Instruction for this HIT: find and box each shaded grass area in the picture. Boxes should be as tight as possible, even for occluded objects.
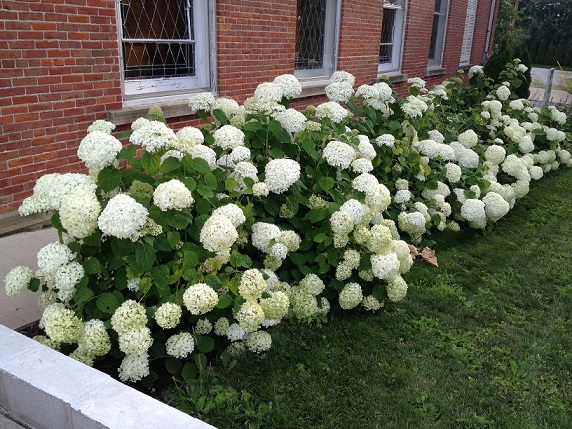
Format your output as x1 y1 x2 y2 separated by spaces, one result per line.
177 168 572 428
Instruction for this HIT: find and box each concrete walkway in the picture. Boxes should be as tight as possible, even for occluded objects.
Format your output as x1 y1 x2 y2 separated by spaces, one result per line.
0 227 58 329
529 66 572 105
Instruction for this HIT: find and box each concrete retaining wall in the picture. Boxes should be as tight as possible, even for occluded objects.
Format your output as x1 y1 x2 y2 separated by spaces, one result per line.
0 324 216 429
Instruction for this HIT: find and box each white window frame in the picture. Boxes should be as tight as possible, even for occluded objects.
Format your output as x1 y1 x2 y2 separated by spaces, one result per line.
428 0 450 68
294 0 341 81
378 0 407 73
116 0 216 107
459 0 478 65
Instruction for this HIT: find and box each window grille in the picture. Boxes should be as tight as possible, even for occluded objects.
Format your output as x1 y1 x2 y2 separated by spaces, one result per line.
295 0 327 70
380 8 396 64
294 0 338 79
428 0 449 66
379 0 406 73
121 0 196 80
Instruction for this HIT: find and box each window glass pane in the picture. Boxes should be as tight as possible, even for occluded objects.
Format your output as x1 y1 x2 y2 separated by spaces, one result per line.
434 0 442 13
121 0 195 79
295 0 327 70
428 14 440 60
380 9 396 64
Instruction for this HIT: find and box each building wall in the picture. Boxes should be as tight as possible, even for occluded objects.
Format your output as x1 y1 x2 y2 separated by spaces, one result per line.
0 0 500 214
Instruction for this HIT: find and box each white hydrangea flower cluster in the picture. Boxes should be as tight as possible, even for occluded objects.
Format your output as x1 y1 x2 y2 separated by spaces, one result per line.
77 319 112 358
264 159 301 193
166 332 194 358
273 74 302 98
189 92 216 112
238 269 267 300
194 318 212 335
189 144 217 169
118 352 149 382
496 85 511 101
482 191 510 222
273 108 307 134
212 203 246 227
325 72 355 103
407 77 426 89
414 139 456 160
236 300 266 333
154 302 182 329
397 211 426 243
245 330 272 353
4 265 34 296
315 101 350 123
229 161 259 192
153 179 194 211
401 96 428 118
173 126 204 151
183 283 219 315
37 242 75 275
226 323 246 342
254 82 284 111
355 81 395 112
213 125 245 150
449 142 480 169
42 303 84 344
289 274 328 320
468 65 484 79
78 131 122 174
111 300 148 334
19 173 96 216
338 282 363 310
352 172 379 193
98 194 148 240
129 120 176 153
458 129 478 148
200 212 239 256
54 261 85 302
548 106 567 125
375 134 395 148
118 327 153 355
322 140 356 169
87 119 116 134
59 188 101 239
508 99 525 111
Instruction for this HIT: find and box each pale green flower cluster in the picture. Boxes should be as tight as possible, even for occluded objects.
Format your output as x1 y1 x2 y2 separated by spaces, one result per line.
4 265 33 296
166 332 195 358
154 302 182 329
183 283 219 315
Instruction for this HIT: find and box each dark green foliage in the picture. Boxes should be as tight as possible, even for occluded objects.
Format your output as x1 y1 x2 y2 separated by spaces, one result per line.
514 44 531 98
484 43 513 84
565 45 572 68
534 39 547 64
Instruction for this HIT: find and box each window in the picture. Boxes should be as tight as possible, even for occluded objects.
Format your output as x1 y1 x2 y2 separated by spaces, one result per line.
379 0 407 73
294 0 340 80
459 0 478 65
118 0 213 104
428 0 449 67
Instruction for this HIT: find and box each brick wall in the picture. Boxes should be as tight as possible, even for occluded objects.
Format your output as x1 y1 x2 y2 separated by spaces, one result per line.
337 0 384 86
0 0 499 214
0 0 123 214
217 0 297 102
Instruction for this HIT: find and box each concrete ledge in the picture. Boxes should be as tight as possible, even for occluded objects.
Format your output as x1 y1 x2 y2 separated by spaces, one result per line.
0 211 52 238
425 67 447 78
0 325 216 429
108 101 195 126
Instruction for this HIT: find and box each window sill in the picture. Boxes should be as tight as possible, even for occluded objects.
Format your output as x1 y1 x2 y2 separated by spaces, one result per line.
294 78 329 99
458 63 473 71
377 71 408 84
108 100 195 126
425 67 447 77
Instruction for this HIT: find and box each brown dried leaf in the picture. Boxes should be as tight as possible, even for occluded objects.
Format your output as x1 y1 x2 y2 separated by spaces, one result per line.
421 247 438 267
408 244 419 259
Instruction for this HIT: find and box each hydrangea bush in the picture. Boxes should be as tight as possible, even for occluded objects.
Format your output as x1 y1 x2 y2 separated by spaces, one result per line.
5 59 570 384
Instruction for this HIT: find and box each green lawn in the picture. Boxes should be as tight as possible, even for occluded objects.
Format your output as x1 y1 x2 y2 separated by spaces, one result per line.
171 167 572 429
